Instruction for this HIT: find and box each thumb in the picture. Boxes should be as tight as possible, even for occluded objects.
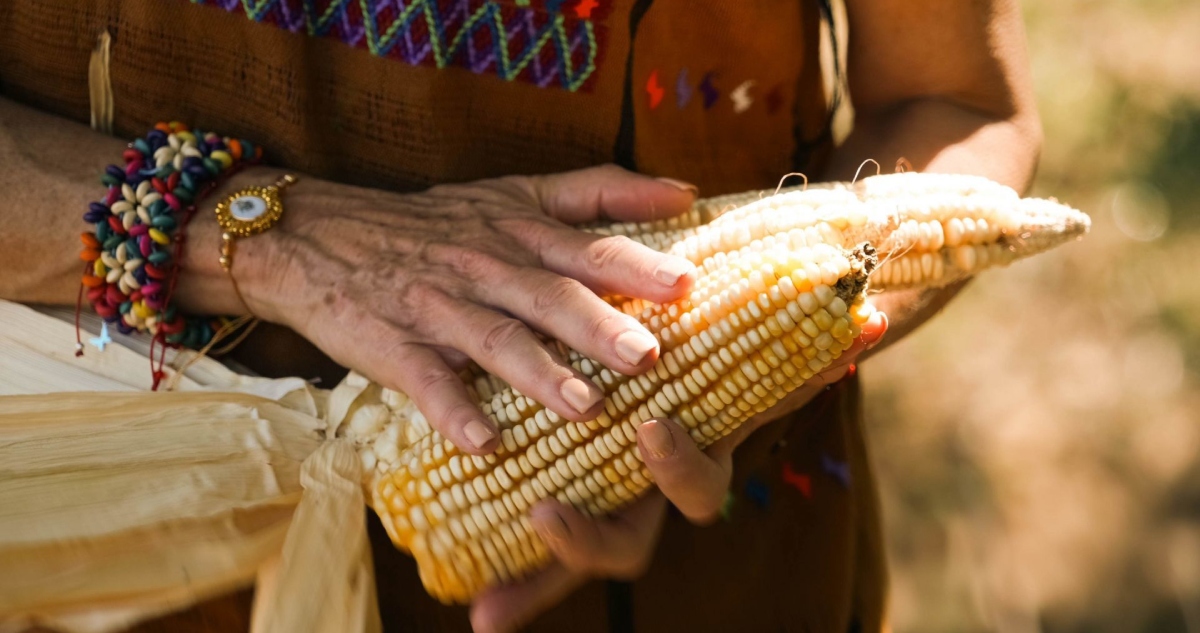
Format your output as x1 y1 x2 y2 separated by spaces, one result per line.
535 164 698 225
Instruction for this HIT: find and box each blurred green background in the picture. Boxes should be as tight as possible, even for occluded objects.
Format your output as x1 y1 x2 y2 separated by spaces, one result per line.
863 1 1200 631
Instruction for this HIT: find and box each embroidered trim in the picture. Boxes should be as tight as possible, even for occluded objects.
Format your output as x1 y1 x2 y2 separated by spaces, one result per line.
644 69 663 109
188 0 610 91
730 79 754 114
698 71 718 110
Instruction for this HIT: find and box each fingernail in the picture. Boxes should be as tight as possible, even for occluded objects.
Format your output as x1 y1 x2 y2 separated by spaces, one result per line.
615 330 658 366
464 420 496 449
655 177 699 195
640 419 676 460
653 258 694 287
531 508 570 544
864 312 888 347
561 377 601 414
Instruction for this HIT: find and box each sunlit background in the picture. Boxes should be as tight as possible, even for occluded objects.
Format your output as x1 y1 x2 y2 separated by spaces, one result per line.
864 1 1200 631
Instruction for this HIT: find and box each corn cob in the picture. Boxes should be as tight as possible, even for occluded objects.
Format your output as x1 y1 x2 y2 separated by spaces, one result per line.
592 172 1090 293
330 172 1090 604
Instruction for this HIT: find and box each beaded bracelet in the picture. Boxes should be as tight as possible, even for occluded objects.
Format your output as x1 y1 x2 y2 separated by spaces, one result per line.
77 122 263 365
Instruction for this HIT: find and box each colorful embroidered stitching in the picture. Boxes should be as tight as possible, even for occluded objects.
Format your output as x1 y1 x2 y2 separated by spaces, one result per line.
698 71 719 110
675 68 692 108
645 69 664 109
187 0 609 92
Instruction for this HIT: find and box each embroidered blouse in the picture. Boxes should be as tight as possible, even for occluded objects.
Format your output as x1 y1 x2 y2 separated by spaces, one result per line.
0 2 885 631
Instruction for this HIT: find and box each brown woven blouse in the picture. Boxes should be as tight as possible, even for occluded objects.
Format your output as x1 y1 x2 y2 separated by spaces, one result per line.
0 0 885 630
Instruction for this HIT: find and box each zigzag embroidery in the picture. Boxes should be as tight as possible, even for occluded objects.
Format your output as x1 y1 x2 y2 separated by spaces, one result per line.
187 0 609 92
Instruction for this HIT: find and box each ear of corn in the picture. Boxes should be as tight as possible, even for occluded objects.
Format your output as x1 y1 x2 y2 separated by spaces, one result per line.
592 172 1091 293
329 172 1090 604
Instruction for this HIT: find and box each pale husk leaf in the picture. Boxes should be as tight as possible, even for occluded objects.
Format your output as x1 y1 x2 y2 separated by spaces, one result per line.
0 391 325 632
249 439 381 633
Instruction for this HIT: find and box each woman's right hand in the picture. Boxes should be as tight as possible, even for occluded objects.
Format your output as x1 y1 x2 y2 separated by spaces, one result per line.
181 165 698 454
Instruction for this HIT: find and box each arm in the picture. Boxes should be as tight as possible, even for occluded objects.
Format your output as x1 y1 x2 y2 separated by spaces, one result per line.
0 98 129 304
826 0 1042 356
828 0 1041 188
0 97 271 315
0 95 700 454
477 2 1045 630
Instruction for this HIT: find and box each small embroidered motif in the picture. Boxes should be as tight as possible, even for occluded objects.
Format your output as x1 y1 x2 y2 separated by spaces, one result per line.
89 321 113 352
744 476 770 509
676 68 693 109
730 80 755 114
574 0 598 18
820 453 852 489
781 462 812 498
187 0 611 92
646 70 665 109
719 490 736 521
699 72 719 110
766 83 785 115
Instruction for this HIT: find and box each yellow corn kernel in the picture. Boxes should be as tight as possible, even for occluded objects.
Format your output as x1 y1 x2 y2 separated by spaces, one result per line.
336 171 1090 605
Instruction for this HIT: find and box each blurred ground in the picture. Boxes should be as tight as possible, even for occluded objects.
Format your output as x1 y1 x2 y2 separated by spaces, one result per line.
864 2 1200 631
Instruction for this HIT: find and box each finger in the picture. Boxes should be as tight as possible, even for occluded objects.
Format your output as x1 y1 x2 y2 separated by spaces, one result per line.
468 565 585 633
530 229 697 302
313 307 499 454
858 306 888 348
535 164 697 224
475 264 663 375
636 418 731 525
429 344 471 372
528 494 667 579
357 335 500 455
427 297 608 424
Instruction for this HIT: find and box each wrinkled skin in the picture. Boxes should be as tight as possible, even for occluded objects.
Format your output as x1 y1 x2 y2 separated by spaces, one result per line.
196 165 699 454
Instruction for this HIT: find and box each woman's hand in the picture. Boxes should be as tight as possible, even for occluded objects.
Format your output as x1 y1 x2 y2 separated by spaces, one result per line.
181 165 698 454
468 312 888 633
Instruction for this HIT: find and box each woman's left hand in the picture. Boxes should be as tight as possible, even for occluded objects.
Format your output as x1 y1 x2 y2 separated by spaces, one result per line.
468 311 887 633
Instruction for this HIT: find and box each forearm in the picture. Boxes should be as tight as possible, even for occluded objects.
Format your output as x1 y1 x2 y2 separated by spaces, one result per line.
0 97 128 303
820 99 1042 358
0 95 284 315
824 98 1041 192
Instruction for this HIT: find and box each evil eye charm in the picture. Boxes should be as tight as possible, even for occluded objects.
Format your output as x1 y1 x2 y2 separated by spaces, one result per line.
214 176 295 237
229 194 268 222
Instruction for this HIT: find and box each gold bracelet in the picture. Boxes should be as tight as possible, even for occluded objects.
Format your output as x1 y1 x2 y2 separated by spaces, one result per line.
214 174 297 314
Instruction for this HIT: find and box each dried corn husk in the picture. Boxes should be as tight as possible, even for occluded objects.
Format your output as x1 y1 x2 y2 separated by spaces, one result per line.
0 391 322 632
0 300 376 633
1 302 324 418
249 440 381 633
